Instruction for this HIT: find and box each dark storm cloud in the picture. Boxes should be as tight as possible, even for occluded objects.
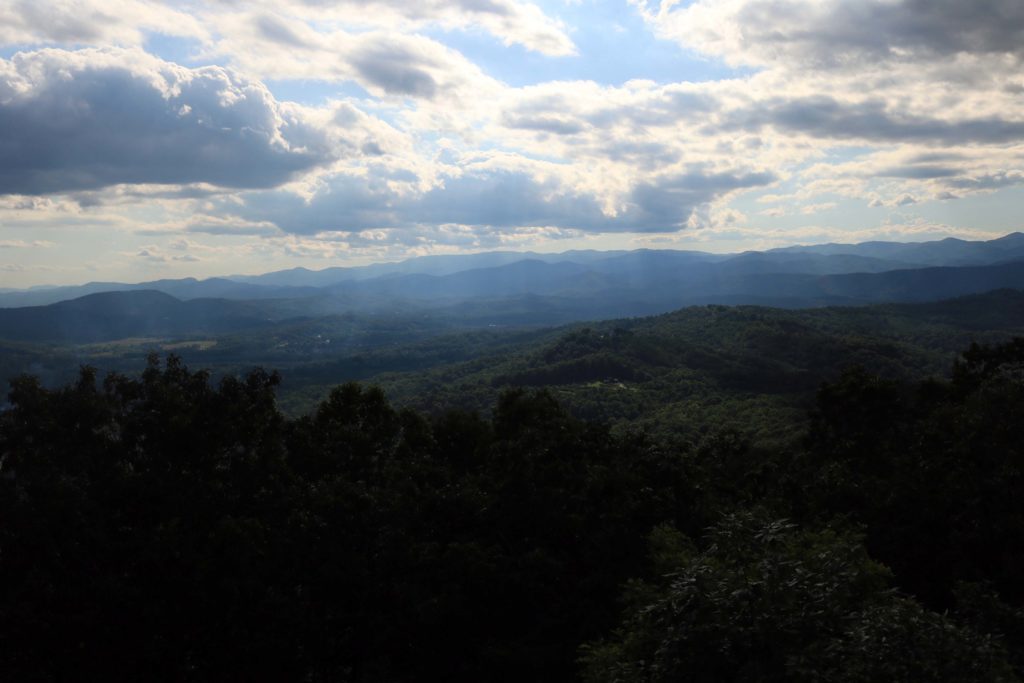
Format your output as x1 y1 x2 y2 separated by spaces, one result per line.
0 50 334 195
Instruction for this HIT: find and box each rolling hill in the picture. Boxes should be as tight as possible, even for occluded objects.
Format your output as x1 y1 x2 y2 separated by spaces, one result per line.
0 290 282 343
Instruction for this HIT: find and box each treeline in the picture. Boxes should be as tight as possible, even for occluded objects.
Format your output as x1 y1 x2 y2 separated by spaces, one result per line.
2 344 1024 681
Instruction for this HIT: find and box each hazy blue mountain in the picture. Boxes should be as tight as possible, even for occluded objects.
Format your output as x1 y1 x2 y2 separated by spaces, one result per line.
309 251 911 307
328 259 612 301
228 249 639 287
769 232 1024 266
4 233 1024 316
231 234 1021 294
810 260 1024 302
131 278 320 301
284 260 1024 329
0 290 284 343
310 252 1022 314
716 251 916 275
0 281 139 307
0 277 321 308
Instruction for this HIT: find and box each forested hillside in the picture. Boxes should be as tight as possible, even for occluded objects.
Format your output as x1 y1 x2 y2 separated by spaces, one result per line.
3 342 1023 681
284 289 1024 444
6 289 1024 449
4 289 1024 681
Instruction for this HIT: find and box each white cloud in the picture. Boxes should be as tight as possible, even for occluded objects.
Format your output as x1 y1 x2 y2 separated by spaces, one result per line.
208 16 503 108
0 48 403 195
0 239 55 248
220 0 577 57
631 0 1024 69
1 0 1022 282
0 0 207 47
0 0 574 57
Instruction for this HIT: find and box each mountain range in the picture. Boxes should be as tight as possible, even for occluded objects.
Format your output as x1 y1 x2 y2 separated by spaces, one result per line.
3 233 1024 344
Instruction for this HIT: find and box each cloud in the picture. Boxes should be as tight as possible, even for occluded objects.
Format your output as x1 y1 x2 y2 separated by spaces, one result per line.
623 1 1024 185
634 0 1024 69
0 0 574 57
0 48 385 195
208 18 502 107
0 239 54 248
946 171 1024 191
878 165 961 180
223 160 777 237
0 240 54 250
2 0 1021 274
501 112 586 136
0 0 207 47
797 146 1024 206
723 95 1024 145
134 242 205 263
800 202 837 215
252 0 576 57
358 0 574 56
622 169 777 231
185 217 284 237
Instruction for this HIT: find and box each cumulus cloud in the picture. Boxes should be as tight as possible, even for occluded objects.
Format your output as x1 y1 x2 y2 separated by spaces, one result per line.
206 16 503 110
722 95 1024 145
0 0 574 57
618 0 1024 213
798 146 1024 204
633 0 1024 69
235 0 576 57
221 159 777 238
2 0 1022 278
946 170 1024 191
0 48 372 195
0 0 207 47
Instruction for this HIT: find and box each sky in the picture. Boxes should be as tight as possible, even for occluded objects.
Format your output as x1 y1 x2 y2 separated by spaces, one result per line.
0 0 1023 287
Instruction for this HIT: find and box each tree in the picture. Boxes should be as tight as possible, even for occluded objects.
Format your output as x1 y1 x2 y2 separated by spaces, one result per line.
581 512 1017 683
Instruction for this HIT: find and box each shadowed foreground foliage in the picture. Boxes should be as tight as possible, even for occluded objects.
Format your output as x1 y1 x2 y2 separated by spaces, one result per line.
2 343 1023 681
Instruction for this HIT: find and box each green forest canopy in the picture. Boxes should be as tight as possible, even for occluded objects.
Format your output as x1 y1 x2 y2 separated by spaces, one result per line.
3 338 1024 681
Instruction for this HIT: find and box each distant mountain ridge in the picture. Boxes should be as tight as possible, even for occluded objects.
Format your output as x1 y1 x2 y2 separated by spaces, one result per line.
2 234 1024 338
4 260 1024 345
2 232 1021 309
768 232 1024 266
